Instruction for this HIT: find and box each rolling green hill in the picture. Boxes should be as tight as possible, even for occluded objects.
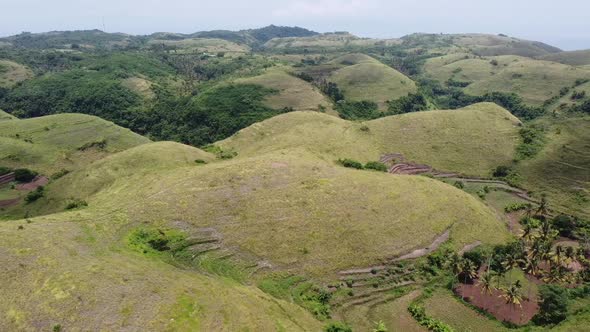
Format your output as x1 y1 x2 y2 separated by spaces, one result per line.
0 109 16 121
424 54 590 106
539 49 590 66
220 102 521 177
0 113 149 174
237 67 335 113
0 59 33 87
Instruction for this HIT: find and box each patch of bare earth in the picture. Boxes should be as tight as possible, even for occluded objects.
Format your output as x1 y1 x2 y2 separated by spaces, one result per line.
16 176 49 191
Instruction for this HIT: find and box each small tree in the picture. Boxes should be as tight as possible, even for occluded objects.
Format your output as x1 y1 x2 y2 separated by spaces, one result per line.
533 285 569 325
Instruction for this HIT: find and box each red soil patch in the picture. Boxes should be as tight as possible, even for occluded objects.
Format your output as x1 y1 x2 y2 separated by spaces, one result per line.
455 282 539 325
0 172 15 185
16 176 48 190
0 198 20 208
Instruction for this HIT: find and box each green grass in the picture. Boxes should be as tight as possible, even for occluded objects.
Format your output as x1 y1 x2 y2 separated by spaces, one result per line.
33 146 509 278
220 102 521 177
0 113 150 175
547 81 590 113
0 109 17 121
423 289 509 332
237 67 335 113
539 49 590 66
147 37 250 55
514 115 590 218
329 54 417 109
424 54 590 106
0 213 322 331
0 59 33 87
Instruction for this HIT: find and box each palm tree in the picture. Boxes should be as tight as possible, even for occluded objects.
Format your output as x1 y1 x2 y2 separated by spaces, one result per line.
461 259 478 284
502 254 523 281
552 245 565 267
478 272 495 295
543 266 567 284
524 203 534 218
536 195 549 217
501 281 523 310
564 246 575 265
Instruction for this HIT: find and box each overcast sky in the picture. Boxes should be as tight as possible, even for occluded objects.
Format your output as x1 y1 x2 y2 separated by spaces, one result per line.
1 0 589 50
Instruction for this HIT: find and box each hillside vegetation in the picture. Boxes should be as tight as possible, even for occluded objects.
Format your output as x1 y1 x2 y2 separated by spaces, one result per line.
220 103 521 177
0 59 33 87
539 49 590 66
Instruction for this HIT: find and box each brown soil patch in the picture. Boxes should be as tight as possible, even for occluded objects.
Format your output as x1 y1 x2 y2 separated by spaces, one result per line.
16 176 48 191
506 211 524 235
0 198 19 208
455 283 539 325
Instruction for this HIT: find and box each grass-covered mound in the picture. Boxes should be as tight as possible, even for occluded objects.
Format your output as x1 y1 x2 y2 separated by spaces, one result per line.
328 54 417 109
0 59 33 87
0 109 16 121
237 68 334 113
424 54 590 106
0 213 322 331
220 102 521 177
0 113 149 174
33 148 509 278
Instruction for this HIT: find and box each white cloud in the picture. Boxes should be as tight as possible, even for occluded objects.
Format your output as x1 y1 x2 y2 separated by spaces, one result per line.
272 0 379 18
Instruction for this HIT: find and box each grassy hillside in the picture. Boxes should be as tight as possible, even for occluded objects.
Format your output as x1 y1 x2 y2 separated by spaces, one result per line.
220 103 521 177
424 55 590 106
28 147 509 279
264 32 400 51
514 116 590 218
146 38 250 55
327 54 417 109
0 212 322 331
539 49 590 66
403 33 561 57
547 81 590 113
0 109 16 121
0 59 33 87
0 113 149 174
237 68 335 113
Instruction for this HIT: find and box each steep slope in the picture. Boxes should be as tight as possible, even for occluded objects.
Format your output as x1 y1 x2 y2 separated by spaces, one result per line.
220 102 521 177
515 116 590 218
29 147 509 279
0 212 322 331
424 54 590 106
0 113 150 174
327 54 417 109
237 68 335 113
539 49 590 66
0 59 33 87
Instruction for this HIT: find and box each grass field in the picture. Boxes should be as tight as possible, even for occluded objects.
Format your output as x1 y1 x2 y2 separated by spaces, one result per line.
236 67 335 113
424 55 590 106
0 212 322 331
0 113 150 174
220 102 521 177
539 49 590 66
328 54 417 109
121 76 155 99
0 59 33 87
547 81 590 113
423 290 509 332
264 33 400 50
28 147 509 278
147 37 250 55
0 109 16 121
515 115 590 218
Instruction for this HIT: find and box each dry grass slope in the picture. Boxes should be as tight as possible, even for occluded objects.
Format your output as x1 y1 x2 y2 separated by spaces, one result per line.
0 59 33 87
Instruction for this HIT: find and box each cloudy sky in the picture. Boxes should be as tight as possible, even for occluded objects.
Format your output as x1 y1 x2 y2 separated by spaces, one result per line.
1 0 589 50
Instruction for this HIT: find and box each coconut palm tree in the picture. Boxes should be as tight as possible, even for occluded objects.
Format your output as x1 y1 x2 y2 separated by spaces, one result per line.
501 281 523 310
565 246 576 265
461 259 478 284
552 245 565 267
502 254 523 279
478 272 495 295
536 195 549 217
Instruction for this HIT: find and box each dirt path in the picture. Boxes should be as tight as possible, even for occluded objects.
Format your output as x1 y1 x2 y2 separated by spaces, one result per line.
459 241 482 255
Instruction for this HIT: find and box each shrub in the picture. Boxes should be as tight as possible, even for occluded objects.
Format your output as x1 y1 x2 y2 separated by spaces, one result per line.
504 202 530 213
364 161 388 172
14 168 38 182
78 139 107 151
571 90 586 100
25 186 44 203
387 93 428 115
338 159 363 170
127 228 185 254
493 165 511 178
552 214 576 238
453 181 464 189
194 159 207 164
490 59 499 66
533 285 569 325
0 166 12 176
323 321 352 332
51 169 70 180
65 199 88 210
336 100 379 120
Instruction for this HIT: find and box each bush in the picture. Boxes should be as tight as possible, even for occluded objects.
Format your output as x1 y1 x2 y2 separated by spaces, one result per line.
338 158 363 170
65 199 88 210
25 186 44 203
504 202 530 213
14 168 38 182
552 214 576 238
387 93 428 115
364 161 388 172
493 165 511 178
194 159 208 164
336 100 380 120
324 321 352 332
533 285 569 325
51 169 70 180
0 166 12 176
453 181 465 189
